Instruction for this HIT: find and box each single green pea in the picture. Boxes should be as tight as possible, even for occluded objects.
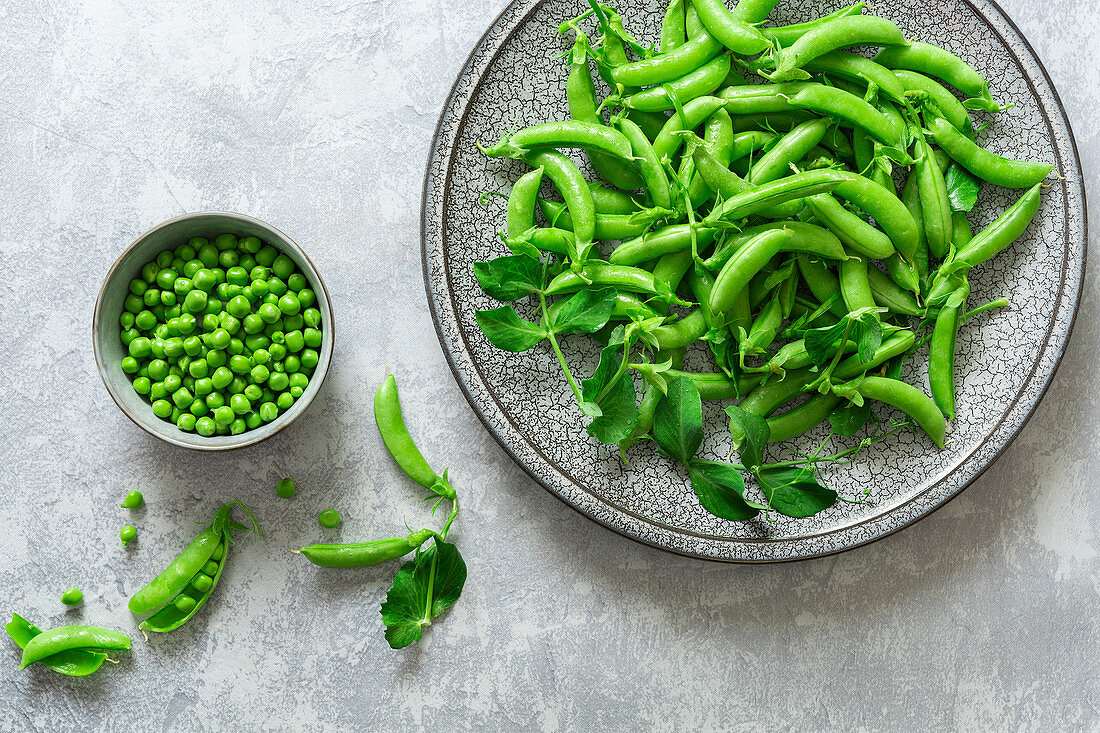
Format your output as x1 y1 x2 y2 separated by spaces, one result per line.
128 278 148 297
120 490 145 509
267 277 288 297
240 235 263 254
200 313 219 332
119 328 139 347
250 348 271 366
214 282 231 301
201 560 220 576
193 377 213 396
121 356 140 374
120 311 137 330
244 334 269 353
147 359 169 381
205 391 227 410
173 595 198 613
266 478 294 501
283 330 305 353
239 286 257 305
230 418 247 435
156 250 174 268
206 328 231 350
227 337 245 356
154 399 173 419
61 588 84 606
318 509 342 529
245 411 262 429
220 314 241 335
303 307 321 328
303 327 322 349
268 344 287 363
213 405 235 426
214 233 238 251
215 423 230 436
250 365 270 384
141 262 160 283
156 268 177 290
160 290 177 307
149 382 167 400
281 272 304 291
163 337 185 359
229 355 252 374
176 243 197 261
203 297 222 316
171 406 184 423
192 268 217 292
138 364 150 379
132 376 152 395
226 377 247 396
188 398 208 417
126 338 151 359
183 290 208 314
289 372 309 389
229 393 251 415
142 288 161 307
298 289 317 309
222 295 250 319
124 294 143 314
260 387 276 404
205 349 226 369
270 254 294 280
119 525 138 546
181 374 195 391
225 266 248 286
242 383 263 402
276 392 294 410
172 277 193 297
182 260 203 278
178 412 198 431
132 310 155 331
210 366 233 389
172 387 193 409
242 313 265 335
284 355 301 374
277 293 301 316
177 313 197 334
259 402 279 422
195 416 216 436
250 279 271 300
290 385 305 399
171 257 186 272
266 371 288 392
216 248 238 269
257 303 281 324
191 573 214 593
187 359 208 379
198 243 219 268
300 349 319 369
283 314 304 332
164 319 181 338
239 253 257 271
256 245 278 266
183 336 203 357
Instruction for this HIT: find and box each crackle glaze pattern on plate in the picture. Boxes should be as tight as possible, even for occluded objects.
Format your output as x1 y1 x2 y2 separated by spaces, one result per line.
422 0 1086 561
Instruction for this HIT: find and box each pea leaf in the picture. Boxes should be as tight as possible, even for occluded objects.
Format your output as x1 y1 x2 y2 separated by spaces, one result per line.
804 319 849 366
755 467 838 518
704 326 737 379
653 376 703 465
688 460 763 520
472 255 544 301
581 344 623 404
586 373 639 444
551 288 618 335
945 162 981 212
853 311 882 363
380 541 467 649
724 404 770 468
475 307 548 352
828 402 872 437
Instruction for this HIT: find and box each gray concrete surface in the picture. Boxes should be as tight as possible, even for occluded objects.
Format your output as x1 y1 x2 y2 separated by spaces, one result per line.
0 0 1095 730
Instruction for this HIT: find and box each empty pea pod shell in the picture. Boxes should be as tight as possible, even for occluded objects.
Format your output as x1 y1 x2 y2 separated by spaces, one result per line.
6 614 107 677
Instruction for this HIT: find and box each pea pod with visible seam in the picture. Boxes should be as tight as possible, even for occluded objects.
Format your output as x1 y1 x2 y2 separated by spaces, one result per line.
6 614 107 676
298 530 435 568
927 117 1053 188
19 625 130 670
874 41 1005 112
853 375 947 448
766 15 909 83
624 54 732 111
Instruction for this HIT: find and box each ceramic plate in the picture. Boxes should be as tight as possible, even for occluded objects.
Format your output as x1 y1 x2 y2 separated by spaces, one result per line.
422 0 1086 561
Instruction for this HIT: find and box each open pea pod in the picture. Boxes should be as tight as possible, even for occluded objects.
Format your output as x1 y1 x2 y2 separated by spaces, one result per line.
130 500 263 633
6 613 107 677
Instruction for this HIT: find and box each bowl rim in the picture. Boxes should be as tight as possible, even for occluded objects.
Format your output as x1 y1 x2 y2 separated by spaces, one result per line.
92 210 335 451
419 0 1088 562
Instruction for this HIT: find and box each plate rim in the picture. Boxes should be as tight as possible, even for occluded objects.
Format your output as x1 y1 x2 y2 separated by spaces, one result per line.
420 0 1088 562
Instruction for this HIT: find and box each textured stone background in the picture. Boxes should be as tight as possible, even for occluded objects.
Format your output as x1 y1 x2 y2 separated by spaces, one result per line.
0 0 1095 730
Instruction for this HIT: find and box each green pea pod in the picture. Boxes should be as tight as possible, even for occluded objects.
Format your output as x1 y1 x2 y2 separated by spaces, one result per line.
802 50 907 103
893 70 974 136
128 528 220 614
546 262 680 300
523 150 595 261
787 84 904 147
611 29 723 87
506 167 544 239
927 117 1053 188
641 368 763 400
651 95 727 160
624 53 731 111
853 375 947 448
704 169 844 226
299 530 434 568
140 539 228 633
651 310 709 350
914 133 954 259
651 249 695 292
616 118 672 209
691 0 770 54
928 282 968 421
796 255 848 318
374 374 443 491
718 82 810 115
874 41 1006 112
659 0 687 53
900 170 931 281
692 143 805 221
766 394 843 442
6 614 107 677
482 120 634 160
760 3 867 46
766 16 909 83
804 193 895 259
19 625 130 670
610 224 717 267
829 170 920 261
838 257 877 312
952 183 1042 268
867 265 922 316
748 118 830 185
537 199 654 241
706 222 845 272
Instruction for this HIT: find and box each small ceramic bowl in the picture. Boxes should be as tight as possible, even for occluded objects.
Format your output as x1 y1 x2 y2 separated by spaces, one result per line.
93 211 334 450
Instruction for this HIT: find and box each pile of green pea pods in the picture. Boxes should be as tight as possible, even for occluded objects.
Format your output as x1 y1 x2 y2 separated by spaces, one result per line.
473 0 1050 520
118 234 323 436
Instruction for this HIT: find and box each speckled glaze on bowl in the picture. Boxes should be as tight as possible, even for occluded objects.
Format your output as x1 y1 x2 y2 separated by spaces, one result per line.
93 212 334 451
422 0 1086 561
